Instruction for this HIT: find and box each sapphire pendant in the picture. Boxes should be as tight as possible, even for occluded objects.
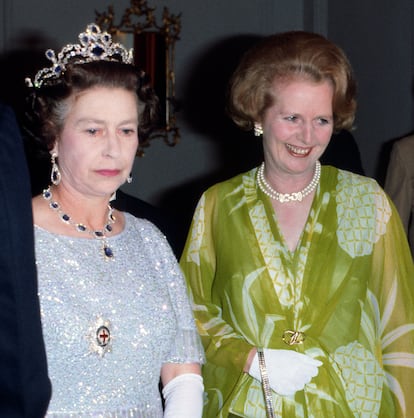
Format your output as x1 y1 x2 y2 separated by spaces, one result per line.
102 242 114 260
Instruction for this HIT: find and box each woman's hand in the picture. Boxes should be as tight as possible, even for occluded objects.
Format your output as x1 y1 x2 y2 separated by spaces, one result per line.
248 348 322 396
161 363 204 418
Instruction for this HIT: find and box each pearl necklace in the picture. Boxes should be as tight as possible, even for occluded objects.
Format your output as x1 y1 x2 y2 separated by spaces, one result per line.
257 161 321 203
42 186 116 260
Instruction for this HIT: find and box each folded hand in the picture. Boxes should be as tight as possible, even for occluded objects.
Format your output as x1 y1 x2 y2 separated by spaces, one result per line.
249 348 322 396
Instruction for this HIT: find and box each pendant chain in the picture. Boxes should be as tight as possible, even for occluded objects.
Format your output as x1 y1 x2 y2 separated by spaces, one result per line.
42 186 116 260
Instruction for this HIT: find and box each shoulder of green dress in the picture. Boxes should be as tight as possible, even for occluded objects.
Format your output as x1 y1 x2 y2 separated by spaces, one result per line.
204 167 256 194
321 165 384 194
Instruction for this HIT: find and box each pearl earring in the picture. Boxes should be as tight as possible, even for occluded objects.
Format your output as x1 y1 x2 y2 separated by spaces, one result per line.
254 123 263 137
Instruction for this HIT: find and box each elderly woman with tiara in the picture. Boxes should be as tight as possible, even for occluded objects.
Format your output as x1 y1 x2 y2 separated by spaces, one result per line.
24 23 204 417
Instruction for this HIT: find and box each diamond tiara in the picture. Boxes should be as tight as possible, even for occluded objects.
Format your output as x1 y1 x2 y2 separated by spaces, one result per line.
26 23 134 89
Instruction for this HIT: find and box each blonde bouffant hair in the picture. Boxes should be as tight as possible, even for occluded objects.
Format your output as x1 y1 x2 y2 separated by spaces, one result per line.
227 31 357 133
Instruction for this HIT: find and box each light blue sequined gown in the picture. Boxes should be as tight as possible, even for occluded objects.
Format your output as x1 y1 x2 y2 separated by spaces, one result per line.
34 212 204 417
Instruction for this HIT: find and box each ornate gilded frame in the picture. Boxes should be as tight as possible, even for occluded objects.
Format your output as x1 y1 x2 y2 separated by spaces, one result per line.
95 0 181 155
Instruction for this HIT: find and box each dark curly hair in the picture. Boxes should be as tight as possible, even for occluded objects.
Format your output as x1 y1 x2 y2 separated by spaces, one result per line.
227 31 357 133
24 60 160 155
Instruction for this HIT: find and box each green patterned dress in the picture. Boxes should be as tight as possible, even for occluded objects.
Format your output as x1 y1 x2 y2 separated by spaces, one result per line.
180 165 414 418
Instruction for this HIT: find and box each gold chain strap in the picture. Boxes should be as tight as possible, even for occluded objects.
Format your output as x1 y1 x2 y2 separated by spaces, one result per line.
257 348 276 418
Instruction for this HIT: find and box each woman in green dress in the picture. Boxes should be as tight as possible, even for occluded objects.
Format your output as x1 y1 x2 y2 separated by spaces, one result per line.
180 31 414 418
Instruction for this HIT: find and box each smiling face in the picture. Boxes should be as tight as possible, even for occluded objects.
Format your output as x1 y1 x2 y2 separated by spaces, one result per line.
53 86 139 198
261 77 334 180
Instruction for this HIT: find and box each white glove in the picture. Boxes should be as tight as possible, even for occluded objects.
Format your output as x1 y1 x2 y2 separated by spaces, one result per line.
162 373 204 418
249 348 322 396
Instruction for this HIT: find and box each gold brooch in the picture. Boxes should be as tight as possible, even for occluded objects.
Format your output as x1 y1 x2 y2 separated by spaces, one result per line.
282 330 305 346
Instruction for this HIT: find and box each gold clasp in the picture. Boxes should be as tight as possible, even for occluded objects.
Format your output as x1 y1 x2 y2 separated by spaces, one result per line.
282 330 306 346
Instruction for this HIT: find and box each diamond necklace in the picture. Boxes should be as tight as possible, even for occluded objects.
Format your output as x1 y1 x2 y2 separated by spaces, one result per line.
42 186 116 260
257 160 321 203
